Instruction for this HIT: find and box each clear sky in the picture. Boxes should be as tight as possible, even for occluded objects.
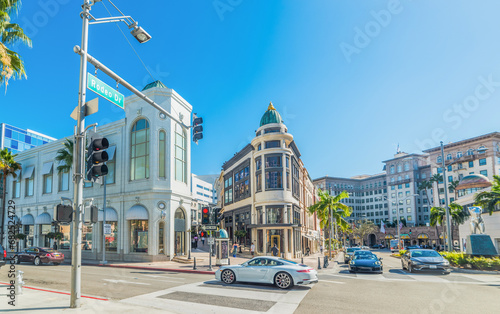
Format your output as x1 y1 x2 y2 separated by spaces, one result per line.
3 0 500 179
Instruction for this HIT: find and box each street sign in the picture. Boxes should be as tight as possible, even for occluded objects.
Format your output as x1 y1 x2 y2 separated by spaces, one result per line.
204 225 218 231
104 224 112 235
87 73 124 109
71 98 99 120
208 238 215 245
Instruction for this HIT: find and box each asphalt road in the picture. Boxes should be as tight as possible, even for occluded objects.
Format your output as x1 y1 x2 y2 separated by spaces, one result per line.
1 250 499 313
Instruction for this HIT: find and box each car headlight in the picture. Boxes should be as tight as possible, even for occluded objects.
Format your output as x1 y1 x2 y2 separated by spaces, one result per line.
374 261 381 265
350 261 355 265
411 260 422 265
442 260 450 265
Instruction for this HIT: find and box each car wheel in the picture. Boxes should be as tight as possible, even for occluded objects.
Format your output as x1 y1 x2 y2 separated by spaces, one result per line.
33 257 41 266
443 271 450 275
14 256 19 264
274 272 293 289
221 269 236 284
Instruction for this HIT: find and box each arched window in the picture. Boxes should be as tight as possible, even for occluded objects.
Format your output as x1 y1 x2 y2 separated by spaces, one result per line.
174 208 186 255
437 156 442 163
130 119 150 180
159 221 165 254
467 149 474 156
159 130 166 178
404 162 410 171
446 154 452 160
390 165 395 174
397 165 402 173
175 125 186 183
457 151 463 158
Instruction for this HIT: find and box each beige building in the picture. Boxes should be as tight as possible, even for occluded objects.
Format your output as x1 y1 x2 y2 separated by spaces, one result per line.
218 103 320 258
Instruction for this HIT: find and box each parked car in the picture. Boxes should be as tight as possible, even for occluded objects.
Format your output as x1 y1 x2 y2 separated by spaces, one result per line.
215 256 318 289
401 249 450 274
349 254 383 274
406 245 421 250
371 244 382 249
13 247 64 266
0 244 6 268
344 247 362 263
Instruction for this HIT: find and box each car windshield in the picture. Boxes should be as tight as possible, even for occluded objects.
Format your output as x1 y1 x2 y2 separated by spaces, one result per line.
354 254 377 260
411 250 440 258
278 258 297 264
347 248 361 253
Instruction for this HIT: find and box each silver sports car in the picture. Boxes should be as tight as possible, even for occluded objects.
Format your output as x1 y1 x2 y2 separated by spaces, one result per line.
215 256 318 289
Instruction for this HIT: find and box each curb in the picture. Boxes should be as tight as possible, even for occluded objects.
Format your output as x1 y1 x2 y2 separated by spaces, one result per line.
82 263 216 275
450 267 500 274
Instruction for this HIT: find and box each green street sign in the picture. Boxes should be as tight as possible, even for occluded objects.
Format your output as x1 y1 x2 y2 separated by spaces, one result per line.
87 73 124 109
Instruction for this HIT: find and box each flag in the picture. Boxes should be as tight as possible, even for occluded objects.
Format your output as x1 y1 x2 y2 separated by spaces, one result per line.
396 143 400 153
399 222 403 230
380 221 386 234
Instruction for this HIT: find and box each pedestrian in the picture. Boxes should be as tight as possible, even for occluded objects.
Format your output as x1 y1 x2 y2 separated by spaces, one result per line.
271 244 279 256
202 237 205 245
192 237 196 249
233 243 238 258
320 244 324 254
305 247 310 256
53 242 58 250
251 242 255 257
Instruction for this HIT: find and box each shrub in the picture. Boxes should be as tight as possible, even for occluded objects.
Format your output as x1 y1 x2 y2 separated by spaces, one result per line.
399 249 407 256
441 252 500 270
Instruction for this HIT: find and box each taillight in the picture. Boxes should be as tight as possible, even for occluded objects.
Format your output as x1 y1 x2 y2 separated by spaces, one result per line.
297 269 311 273
3 250 6 258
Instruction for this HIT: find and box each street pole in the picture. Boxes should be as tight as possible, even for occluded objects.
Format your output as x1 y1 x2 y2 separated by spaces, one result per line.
71 0 90 308
440 141 453 252
100 176 107 264
329 208 333 259
395 188 401 250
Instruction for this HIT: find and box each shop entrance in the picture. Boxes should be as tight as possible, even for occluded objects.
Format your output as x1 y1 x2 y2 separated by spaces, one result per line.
271 235 280 252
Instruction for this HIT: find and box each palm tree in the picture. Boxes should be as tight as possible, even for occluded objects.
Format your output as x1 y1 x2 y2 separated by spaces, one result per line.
429 173 443 206
338 222 352 249
418 179 433 206
475 175 500 215
430 206 445 246
352 221 377 247
1 0 32 89
448 180 460 200
55 138 74 174
308 189 351 259
0 147 21 242
430 203 467 247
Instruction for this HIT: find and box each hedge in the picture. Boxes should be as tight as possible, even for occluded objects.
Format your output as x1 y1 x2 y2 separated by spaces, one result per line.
440 252 500 271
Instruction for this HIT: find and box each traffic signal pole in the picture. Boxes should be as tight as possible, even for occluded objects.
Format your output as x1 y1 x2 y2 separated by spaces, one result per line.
71 0 91 308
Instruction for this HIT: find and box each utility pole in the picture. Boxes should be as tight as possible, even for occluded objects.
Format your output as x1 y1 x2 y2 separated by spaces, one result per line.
71 0 90 308
100 176 107 264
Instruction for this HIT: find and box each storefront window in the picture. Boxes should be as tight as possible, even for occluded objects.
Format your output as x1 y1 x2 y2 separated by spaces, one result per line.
105 221 118 252
267 206 283 224
59 225 71 250
159 221 165 254
130 220 148 253
82 225 92 250
24 225 34 247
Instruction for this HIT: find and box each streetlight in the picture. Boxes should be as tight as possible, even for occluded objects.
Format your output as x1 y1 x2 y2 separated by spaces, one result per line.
71 0 151 308
439 141 487 252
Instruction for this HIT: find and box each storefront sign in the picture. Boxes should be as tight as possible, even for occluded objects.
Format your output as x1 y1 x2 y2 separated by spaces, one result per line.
104 224 112 235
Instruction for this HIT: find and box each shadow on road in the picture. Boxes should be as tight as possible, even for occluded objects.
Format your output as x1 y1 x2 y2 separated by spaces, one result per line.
203 280 312 291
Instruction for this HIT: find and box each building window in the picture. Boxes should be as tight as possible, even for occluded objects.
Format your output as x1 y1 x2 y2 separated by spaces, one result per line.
82 225 92 250
42 163 53 194
480 170 488 177
234 163 251 202
457 151 463 158
258 144 261 151
265 156 281 168
390 165 395 174
130 220 148 253
448 175 453 182
25 170 34 197
479 158 486 166
174 125 186 183
224 175 233 205
130 118 150 180
407 216 412 221
256 173 262 192
159 130 166 178
256 157 261 170
105 221 118 252
405 183 410 188
265 141 280 149
446 154 452 160
404 162 410 171
106 147 116 184
467 149 474 156
12 179 20 198
397 165 402 172
478 146 486 154
266 171 282 189
469 161 474 167
437 156 442 163
159 221 165 254
266 206 283 224
59 170 70 191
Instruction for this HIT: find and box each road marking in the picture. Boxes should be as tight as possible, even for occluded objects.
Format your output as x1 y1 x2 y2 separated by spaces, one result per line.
144 274 185 280
103 279 151 285
318 280 345 284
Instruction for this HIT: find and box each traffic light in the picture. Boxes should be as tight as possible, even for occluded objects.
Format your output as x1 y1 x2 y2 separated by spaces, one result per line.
192 113 203 143
409 229 412 235
86 134 109 182
90 205 99 224
201 207 210 225
56 204 73 223
213 208 222 224
200 231 207 237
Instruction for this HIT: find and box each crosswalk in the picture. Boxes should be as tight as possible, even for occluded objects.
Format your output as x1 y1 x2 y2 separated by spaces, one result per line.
321 268 500 286
120 279 314 314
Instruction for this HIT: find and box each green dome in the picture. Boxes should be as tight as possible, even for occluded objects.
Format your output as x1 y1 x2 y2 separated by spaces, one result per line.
142 80 167 91
260 102 283 127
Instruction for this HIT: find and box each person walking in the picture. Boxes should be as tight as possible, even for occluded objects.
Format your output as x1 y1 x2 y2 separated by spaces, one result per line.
320 244 324 255
251 242 255 257
202 236 205 246
271 244 279 256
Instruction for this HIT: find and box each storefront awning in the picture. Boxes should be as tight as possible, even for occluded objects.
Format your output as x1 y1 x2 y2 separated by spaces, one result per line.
21 214 34 225
35 213 51 225
98 208 118 222
385 234 394 239
22 166 34 179
125 205 149 220
400 234 410 240
418 233 429 239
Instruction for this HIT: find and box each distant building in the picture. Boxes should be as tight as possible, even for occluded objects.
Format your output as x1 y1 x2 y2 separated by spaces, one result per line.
190 174 218 228
0 123 56 153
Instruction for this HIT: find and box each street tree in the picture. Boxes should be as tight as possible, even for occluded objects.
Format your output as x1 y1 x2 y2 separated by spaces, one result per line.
352 221 377 247
308 189 351 259
475 175 500 215
55 138 74 174
417 180 433 206
0 147 21 242
430 203 467 247
448 180 460 200
0 0 32 89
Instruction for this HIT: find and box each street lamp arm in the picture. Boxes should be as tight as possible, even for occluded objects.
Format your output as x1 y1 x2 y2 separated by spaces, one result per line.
89 16 135 26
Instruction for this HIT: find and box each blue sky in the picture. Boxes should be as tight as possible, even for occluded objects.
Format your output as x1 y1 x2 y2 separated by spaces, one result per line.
3 0 500 179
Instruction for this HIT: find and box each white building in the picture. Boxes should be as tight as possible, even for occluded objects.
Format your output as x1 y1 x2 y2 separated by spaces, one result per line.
2 81 194 262
190 174 218 228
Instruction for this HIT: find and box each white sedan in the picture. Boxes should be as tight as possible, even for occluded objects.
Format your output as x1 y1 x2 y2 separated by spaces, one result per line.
215 256 318 289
